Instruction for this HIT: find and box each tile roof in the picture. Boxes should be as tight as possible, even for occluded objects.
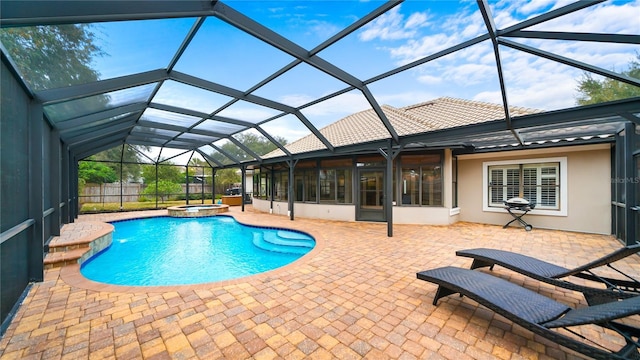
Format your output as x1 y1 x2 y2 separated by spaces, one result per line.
263 97 542 158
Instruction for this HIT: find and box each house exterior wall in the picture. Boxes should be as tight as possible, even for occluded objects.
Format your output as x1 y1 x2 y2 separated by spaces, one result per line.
244 171 254 195
254 199 459 224
392 206 456 225
457 144 612 234
252 199 357 221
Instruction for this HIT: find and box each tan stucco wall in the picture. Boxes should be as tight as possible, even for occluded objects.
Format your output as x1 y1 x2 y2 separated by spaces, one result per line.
457 144 612 234
392 206 457 225
253 198 459 224
252 199 357 221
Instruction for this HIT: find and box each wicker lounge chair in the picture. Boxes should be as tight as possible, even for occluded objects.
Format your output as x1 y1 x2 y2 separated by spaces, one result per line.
416 266 640 360
456 245 640 305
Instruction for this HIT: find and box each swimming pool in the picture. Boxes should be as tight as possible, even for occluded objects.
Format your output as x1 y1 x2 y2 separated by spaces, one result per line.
80 216 315 286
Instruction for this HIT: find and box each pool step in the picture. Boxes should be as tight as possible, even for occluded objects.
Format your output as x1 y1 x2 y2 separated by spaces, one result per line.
252 233 313 255
43 221 114 269
44 248 88 269
268 232 315 248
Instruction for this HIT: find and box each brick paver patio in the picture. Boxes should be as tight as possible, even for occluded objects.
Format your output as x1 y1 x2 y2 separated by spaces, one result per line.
1 206 638 359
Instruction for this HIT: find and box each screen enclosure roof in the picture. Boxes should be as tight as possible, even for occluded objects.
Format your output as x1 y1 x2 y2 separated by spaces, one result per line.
1 0 639 167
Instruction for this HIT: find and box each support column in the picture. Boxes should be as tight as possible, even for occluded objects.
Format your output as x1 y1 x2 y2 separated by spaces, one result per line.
287 159 298 220
269 166 274 212
241 166 246 212
155 163 158 209
28 100 44 282
50 130 61 236
61 145 70 224
212 168 216 204
70 156 78 221
379 141 404 237
119 145 124 210
185 165 190 206
624 122 637 245
385 148 393 237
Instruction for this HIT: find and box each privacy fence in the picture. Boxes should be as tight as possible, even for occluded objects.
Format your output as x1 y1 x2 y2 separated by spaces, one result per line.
80 183 210 203
75 158 246 212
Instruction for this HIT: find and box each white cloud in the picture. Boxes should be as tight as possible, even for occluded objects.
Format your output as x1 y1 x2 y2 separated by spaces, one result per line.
217 107 278 123
443 63 496 86
359 6 431 41
472 91 502 105
505 77 578 110
471 48 581 110
440 6 485 39
529 0 640 33
302 91 370 117
273 91 372 130
260 114 314 143
279 94 315 107
472 76 577 112
267 7 285 15
305 20 341 40
416 74 442 85
405 12 429 30
488 0 573 28
363 0 637 112
517 0 557 16
388 33 460 64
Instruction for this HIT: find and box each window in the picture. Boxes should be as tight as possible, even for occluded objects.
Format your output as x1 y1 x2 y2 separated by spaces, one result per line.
259 172 269 200
488 163 559 209
305 170 317 202
294 161 317 202
400 153 442 206
318 158 353 204
252 170 260 198
293 172 304 201
336 169 352 204
488 166 523 206
483 157 567 216
273 171 288 201
319 169 335 202
252 169 271 200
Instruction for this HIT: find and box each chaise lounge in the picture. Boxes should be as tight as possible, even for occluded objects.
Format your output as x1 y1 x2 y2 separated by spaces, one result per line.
456 245 640 304
416 266 640 360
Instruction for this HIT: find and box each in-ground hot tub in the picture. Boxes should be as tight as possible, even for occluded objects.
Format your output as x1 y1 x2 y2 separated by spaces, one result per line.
167 204 229 217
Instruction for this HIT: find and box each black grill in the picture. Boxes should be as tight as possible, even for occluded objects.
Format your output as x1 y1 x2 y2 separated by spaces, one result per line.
503 198 536 231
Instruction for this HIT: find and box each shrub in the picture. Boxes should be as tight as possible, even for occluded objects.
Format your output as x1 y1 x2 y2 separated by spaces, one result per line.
140 180 182 203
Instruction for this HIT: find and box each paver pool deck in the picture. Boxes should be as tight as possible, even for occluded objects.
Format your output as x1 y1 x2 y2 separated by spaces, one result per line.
1 206 639 359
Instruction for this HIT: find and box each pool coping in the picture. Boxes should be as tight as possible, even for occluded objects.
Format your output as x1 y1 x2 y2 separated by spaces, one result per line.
59 213 326 293
166 204 230 217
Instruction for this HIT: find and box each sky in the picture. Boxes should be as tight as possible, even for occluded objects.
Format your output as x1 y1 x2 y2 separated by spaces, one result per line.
36 0 640 162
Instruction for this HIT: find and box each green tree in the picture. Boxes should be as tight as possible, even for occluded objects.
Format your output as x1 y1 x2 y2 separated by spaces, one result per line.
141 180 182 203
576 54 640 105
0 24 104 90
215 168 241 194
2 24 111 146
92 144 150 182
211 133 288 164
187 157 210 184
78 160 117 205
141 163 184 184
78 178 86 197
78 160 117 184
184 157 211 200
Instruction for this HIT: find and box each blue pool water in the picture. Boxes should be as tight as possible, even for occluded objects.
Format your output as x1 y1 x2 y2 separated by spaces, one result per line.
80 216 315 286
